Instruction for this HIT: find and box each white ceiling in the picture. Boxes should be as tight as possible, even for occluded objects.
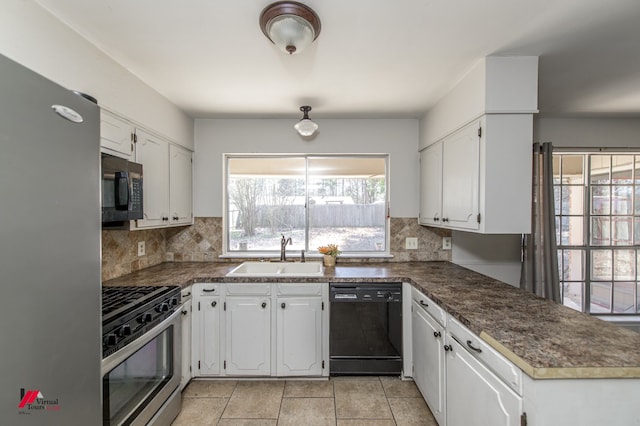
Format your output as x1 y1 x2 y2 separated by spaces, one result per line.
35 0 640 119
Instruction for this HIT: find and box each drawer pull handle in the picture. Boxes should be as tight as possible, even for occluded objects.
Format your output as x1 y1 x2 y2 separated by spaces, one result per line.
419 300 428 307
466 340 482 353
443 344 453 352
181 310 188 315
433 331 441 338
202 288 216 293
211 301 217 308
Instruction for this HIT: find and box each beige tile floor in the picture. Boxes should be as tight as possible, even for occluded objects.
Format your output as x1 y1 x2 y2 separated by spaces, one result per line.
172 377 438 426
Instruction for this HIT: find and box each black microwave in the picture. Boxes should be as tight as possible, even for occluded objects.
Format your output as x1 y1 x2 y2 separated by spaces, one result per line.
101 153 143 227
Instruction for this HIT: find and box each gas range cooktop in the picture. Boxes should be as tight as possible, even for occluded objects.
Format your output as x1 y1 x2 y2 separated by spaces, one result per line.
101 286 181 358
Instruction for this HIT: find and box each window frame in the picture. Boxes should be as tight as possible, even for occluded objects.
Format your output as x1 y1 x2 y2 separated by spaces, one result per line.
554 150 640 317
221 153 391 258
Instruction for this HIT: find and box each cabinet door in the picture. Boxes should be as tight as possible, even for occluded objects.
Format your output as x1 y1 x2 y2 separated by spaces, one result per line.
169 144 193 226
412 301 445 426
135 130 169 228
180 299 192 389
276 297 323 376
419 142 443 226
194 295 221 376
100 110 133 159
442 122 480 230
225 297 271 376
446 337 522 426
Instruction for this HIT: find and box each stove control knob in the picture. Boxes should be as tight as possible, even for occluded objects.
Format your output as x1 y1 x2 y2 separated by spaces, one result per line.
170 297 178 306
144 313 153 322
161 303 170 312
121 324 132 336
105 333 117 347
384 291 392 300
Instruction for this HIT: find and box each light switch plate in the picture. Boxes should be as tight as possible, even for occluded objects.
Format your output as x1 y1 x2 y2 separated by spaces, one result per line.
137 241 146 256
405 237 418 250
442 237 452 250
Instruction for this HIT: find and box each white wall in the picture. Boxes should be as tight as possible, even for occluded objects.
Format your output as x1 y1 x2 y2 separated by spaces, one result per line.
194 119 418 217
534 117 640 148
452 232 522 287
0 0 193 146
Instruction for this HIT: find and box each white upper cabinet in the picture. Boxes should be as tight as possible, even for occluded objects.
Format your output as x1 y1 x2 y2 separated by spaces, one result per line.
419 141 442 226
441 121 480 231
100 110 134 159
169 144 193 226
134 130 193 230
419 56 537 234
135 129 170 228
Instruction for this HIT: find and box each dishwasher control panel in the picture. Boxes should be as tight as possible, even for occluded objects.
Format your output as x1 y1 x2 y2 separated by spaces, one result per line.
329 283 402 302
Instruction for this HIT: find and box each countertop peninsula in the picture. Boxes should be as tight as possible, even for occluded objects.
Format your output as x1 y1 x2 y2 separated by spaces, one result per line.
103 261 640 379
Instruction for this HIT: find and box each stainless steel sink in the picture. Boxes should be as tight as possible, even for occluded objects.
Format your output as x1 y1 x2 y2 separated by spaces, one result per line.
226 261 323 277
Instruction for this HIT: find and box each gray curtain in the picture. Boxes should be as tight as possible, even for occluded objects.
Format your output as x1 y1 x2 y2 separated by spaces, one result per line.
520 142 561 303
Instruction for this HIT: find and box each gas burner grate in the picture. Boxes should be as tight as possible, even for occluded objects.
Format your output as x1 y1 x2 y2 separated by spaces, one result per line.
102 286 163 317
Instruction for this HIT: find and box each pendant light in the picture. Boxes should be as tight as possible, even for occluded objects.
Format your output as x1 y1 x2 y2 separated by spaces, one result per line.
260 1 321 55
294 106 318 136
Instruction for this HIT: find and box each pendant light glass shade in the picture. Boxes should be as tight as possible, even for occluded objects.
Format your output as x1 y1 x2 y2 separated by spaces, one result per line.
294 106 318 136
260 2 321 55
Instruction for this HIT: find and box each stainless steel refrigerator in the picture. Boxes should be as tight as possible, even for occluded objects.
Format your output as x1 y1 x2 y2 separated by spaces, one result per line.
0 54 101 425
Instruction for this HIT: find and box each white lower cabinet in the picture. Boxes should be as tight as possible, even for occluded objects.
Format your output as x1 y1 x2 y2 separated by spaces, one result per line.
180 287 192 390
191 282 327 378
277 296 323 376
192 284 221 376
445 337 522 426
225 296 272 376
412 299 445 426
410 288 523 426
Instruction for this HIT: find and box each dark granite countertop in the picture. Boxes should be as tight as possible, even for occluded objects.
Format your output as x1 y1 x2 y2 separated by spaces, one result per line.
103 261 640 379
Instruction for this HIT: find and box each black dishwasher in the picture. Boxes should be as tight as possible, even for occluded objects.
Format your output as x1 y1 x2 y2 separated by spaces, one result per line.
329 282 402 375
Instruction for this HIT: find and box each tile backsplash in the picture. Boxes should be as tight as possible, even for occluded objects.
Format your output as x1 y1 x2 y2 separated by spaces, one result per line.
101 217 451 281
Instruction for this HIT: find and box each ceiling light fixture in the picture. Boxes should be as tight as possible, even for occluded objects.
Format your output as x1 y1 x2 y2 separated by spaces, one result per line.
294 106 318 136
259 1 321 55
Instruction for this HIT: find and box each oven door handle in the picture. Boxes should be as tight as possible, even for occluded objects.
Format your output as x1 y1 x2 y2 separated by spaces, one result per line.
101 308 181 376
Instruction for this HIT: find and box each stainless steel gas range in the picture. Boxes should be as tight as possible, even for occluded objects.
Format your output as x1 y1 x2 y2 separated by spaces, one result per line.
101 286 182 426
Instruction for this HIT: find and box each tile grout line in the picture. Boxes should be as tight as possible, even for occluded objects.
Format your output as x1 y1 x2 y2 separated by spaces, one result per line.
216 381 238 424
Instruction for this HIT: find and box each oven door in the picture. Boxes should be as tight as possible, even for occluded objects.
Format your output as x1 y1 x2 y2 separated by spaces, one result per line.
102 309 181 426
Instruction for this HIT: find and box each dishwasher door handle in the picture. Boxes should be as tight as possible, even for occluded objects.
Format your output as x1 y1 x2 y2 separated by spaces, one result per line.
334 293 358 300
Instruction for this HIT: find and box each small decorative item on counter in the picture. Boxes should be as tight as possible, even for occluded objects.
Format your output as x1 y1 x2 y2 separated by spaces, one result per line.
318 244 341 267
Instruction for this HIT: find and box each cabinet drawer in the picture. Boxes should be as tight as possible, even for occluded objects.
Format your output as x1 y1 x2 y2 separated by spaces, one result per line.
411 287 446 326
193 283 220 296
277 283 323 296
181 285 192 300
447 316 523 395
226 283 271 296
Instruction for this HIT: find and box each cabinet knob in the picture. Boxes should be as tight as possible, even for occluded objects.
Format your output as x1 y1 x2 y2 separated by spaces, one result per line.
433 331 441 338
281 302 286 309
466 340 482 353
182 310 188 315
261 302 267 309
211 301 217 308
434 217 439 222
443 344 453 352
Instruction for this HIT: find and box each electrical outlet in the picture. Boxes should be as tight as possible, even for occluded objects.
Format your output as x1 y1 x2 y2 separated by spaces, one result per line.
442 237 452 250
405 237 418 250
137 241 146 257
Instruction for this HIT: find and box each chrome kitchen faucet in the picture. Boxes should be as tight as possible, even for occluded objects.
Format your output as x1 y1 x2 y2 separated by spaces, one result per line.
280 234 292 261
